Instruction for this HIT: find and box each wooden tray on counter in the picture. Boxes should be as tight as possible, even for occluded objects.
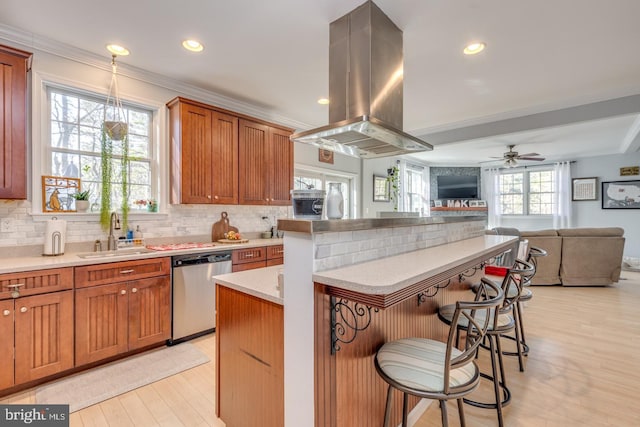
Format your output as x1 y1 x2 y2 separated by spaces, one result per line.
217 239 249 244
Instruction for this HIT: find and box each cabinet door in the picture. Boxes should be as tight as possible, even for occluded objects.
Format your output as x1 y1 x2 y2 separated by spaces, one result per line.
0 299 14 389
211 111 239 204
268 127 293 205
0 46 31 199
180 103 214 204
239 119 269 205
75 283 128 365
128 276 171 350
14 291 74 384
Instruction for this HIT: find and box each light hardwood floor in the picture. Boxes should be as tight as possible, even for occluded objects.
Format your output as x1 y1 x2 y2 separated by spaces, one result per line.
3 271 639 426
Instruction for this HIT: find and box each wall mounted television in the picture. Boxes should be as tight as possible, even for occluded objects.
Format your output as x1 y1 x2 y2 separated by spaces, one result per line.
437 175 478 199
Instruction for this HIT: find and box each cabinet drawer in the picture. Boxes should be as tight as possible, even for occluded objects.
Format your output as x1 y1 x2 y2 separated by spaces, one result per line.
232 261 267 272
0 267 73 299
232 248 266 264
75 257 171 288
266 258 283 267
266 245 284 260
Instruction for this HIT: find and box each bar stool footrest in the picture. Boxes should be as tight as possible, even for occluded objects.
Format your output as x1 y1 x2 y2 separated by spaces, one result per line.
500 333 530 356
463 372 512 409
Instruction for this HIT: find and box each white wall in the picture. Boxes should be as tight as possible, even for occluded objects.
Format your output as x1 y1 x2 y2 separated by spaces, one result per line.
495 152 640 257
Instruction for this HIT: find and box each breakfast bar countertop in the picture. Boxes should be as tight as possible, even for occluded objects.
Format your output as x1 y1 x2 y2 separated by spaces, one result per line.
312 234 517 296
214 265 283 305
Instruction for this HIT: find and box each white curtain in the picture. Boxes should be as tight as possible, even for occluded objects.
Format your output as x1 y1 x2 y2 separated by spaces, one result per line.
483 168 502 229
553 161 572 228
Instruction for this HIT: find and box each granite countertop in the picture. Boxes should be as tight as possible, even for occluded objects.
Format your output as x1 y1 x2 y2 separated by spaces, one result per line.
312 235 517 295
214 265 283 305
0 238 283 275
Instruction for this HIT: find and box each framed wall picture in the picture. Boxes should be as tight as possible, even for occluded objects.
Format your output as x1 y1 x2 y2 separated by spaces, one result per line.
602 180 640 209
318 148 334 164
42 176 81 212
373 175 390 202
572 177 598 201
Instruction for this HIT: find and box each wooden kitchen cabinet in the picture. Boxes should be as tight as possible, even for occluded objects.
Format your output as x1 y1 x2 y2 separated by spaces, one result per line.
238 119 293 206
0 267 74 390
216 285 283 426
0 45 32 199
231 244 284 271
75 258 171 365
168 97 239 205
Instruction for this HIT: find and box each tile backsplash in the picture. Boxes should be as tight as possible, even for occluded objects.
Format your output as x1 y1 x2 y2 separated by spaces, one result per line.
0 200 289 248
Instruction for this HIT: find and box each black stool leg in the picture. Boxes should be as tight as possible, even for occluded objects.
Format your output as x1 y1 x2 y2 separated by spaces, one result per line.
440 400 449 427
457 398 465 427
383 384 393 427
512 304 525 372
402 392 408 427
489 335 505 427
517 301 529 355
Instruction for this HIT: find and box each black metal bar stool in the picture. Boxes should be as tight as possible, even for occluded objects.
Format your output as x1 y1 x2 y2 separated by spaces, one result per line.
374 278 504 427
439 260 534 427
503 246 548 364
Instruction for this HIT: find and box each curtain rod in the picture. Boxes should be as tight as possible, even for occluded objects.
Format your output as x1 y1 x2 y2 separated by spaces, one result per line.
483 160 576 171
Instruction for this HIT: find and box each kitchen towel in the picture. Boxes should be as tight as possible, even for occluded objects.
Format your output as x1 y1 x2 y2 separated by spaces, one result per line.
43 217 67 255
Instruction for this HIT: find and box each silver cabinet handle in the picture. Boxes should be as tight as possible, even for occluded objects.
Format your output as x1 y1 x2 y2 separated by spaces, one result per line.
20 307 27 313
120 269 135 274
120 289 127 295
245 253 254 258
3 310 10 316
5 283 25 288
131 288 138 293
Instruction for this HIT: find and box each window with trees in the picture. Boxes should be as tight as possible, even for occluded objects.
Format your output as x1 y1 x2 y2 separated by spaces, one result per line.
499 169 554 215
47 86 153 211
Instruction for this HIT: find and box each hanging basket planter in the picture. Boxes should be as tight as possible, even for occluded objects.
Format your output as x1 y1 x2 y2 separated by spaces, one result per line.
103 121 128 141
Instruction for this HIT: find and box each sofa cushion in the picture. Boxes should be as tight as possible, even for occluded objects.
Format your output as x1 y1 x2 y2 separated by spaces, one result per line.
560 236 625 286
523 235 562 285
557 227 624 237
520 229 559 237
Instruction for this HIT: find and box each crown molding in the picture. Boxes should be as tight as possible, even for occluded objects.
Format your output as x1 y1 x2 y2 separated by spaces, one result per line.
0 23 311 131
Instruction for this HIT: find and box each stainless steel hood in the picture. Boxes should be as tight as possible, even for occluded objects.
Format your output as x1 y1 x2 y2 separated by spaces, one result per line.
291 1 433 158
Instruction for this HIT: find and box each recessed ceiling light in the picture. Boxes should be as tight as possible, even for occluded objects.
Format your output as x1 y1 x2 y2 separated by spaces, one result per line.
463 42 486 55
182 39 204 52
317 98 330 105
106 44 130 56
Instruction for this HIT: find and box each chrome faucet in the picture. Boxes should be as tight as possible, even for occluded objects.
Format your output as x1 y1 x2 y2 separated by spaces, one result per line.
107 212 121 250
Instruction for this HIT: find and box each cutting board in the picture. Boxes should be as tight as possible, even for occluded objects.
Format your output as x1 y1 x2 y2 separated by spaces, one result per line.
217 239 249 244
211 212 239 241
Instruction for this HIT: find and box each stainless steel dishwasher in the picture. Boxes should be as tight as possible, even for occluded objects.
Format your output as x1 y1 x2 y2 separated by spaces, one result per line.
169 251 232 344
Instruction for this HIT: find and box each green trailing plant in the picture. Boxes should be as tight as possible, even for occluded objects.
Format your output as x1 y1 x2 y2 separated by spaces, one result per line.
99 129 113 230
386 165 400 211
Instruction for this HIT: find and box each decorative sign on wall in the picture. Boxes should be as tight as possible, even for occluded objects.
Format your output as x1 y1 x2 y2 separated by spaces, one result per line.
318 149 334 164
572 177 598 201
620 166 639 176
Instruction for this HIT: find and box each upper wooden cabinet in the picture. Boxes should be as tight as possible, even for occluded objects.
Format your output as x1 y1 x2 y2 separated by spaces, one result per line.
0 45 32 199
168 98 239 204
239 119 293 206
167 97 293 206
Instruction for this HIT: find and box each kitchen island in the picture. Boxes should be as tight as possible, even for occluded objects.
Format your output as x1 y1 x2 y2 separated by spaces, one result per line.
215 216 517 426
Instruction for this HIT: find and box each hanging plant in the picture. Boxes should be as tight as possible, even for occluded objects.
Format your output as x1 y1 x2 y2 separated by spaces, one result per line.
99 54 130 230
386 165 400 211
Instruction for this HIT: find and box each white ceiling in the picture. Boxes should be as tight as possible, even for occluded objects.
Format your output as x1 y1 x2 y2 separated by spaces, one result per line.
2 0 640 166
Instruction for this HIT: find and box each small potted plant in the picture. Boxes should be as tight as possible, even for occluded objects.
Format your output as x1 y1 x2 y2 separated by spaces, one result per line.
72 190 91 212
146 199 158 212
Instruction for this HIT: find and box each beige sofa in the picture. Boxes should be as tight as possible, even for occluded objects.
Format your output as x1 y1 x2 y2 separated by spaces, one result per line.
519 227 625 286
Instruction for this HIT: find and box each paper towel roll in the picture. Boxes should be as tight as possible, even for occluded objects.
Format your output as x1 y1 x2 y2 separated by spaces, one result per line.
44 218 67 256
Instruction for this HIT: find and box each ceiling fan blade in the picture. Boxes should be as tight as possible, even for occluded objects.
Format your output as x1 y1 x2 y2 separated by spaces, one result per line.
518 156 545 161
489 156 504 159
516 152 540 157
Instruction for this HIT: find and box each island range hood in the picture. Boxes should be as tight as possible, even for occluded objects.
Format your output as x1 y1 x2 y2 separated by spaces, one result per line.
290 0 433 158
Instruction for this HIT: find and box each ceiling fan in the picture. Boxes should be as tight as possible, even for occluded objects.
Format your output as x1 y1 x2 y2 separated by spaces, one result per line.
492 145 545 167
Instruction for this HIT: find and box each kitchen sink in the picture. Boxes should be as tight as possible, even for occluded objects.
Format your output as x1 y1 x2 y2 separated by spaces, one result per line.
76 248 154 259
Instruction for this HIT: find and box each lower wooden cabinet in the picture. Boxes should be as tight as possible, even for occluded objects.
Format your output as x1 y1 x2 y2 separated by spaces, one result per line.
1 291 74 388
75 258 171 366
217 285 283 426
232 244 283 272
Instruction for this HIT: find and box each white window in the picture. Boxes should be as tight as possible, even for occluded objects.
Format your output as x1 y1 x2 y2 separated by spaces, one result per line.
498 169 554 215
46 86 154 210
294 168 354 219
402 163 429 215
